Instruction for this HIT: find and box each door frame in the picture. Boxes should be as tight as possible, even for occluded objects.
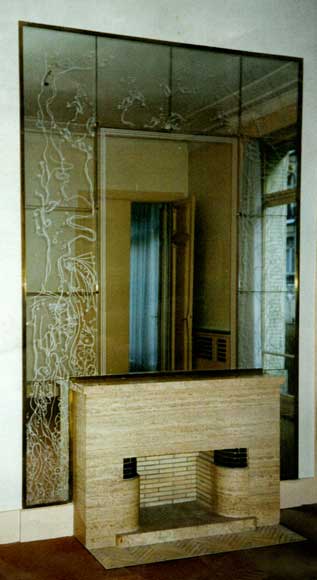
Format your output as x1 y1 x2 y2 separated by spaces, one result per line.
98 128 239 373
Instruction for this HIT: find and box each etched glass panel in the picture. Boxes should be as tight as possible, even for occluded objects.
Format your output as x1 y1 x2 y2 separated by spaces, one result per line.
97 36 170 131
22 26 98 505
97 39 241 135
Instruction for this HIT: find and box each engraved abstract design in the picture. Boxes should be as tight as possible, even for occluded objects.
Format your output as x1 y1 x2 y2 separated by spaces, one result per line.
24 45 98 505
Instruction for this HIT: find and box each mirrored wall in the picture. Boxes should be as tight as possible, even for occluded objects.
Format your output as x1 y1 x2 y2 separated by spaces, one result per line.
21 23 302 505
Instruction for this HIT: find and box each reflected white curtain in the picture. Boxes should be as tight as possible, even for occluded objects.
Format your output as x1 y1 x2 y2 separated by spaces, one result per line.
129 203 161 371
238 140 262 368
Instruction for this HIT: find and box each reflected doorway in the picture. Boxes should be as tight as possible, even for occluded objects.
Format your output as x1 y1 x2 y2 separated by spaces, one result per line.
101 191 196 374
99 131 236 376
129 200 195 372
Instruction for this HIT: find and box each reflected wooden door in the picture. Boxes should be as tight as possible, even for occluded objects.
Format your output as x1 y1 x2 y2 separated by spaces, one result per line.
171 197 195 370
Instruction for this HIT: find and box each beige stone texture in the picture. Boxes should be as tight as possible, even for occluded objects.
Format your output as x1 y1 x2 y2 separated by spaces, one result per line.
213 464 250 518
116 515 256 546
92 525 304 569
70 373 281 550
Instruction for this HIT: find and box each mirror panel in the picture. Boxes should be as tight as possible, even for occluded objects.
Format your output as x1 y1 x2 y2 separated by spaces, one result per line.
171 48 240 135
22 25 98 505
97 36 170 130
238 54 301 478
240 55 300 138
21 24 302 506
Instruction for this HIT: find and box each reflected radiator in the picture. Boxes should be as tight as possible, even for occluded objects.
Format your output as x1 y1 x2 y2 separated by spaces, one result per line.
193 330 230 369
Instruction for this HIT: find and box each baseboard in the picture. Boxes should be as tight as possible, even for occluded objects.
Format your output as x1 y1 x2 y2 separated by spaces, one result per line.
280 478 317 508
1 484 316 545
0 510 20 544
0 504 74 544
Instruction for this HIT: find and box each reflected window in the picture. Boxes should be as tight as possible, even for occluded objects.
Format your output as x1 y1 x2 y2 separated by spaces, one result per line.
263 148 298 478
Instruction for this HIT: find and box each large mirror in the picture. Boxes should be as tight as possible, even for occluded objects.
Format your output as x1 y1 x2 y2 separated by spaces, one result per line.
21 23 302 505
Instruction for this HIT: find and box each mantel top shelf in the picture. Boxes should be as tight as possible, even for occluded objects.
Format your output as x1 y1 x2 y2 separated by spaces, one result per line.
69 368 285 394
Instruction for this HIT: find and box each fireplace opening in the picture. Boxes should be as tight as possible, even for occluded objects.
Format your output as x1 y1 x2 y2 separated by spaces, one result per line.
135 449 249 515
117 449 252 546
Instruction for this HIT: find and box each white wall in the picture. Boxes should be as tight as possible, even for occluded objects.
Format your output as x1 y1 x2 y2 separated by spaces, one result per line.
1 0 317 514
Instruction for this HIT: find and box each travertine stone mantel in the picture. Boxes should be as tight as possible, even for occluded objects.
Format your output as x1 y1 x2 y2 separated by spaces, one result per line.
70 371 282 555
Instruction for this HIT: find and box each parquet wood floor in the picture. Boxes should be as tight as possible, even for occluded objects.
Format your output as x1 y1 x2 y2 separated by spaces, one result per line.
0 506 317 579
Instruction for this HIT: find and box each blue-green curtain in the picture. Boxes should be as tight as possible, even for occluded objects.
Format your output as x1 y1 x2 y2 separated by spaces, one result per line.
129 203 161 371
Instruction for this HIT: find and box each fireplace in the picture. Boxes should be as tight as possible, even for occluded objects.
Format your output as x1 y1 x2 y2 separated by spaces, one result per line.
70 371 283 564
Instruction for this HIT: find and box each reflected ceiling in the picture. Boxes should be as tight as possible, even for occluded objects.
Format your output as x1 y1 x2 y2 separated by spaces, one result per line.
22 26 300 137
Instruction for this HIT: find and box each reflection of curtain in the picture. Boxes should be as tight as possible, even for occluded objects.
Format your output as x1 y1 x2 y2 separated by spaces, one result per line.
238 140 262 368
129 203 161 371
